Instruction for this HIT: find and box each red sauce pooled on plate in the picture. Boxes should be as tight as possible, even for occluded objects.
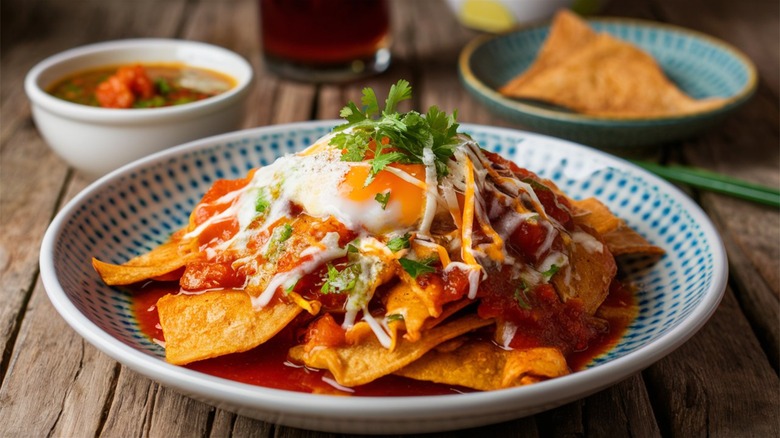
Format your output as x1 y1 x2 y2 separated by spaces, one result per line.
131 279 634 396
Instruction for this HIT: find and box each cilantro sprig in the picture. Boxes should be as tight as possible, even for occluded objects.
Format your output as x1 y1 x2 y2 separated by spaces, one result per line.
330 80 460 184
399 256 437 279
386 233 411 252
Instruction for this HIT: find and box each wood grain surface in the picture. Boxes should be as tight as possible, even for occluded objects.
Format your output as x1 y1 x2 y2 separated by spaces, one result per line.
1 0 777 436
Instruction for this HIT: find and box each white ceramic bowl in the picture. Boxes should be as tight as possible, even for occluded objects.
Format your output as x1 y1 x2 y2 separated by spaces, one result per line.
25 38 254 179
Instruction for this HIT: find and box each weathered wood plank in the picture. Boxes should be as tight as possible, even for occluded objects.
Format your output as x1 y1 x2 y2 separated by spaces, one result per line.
643 288 779 437
651 0 780 372
181 0 272 130
0 125 68 380
223 414 275 437
0 0 89 382
0 1 193 437
0 278 117 436
583 374 662 437
209 409 276 438
99 369 159 437
147 385 216 437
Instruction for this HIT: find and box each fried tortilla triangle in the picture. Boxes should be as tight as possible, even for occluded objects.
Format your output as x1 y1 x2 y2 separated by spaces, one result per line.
157 290 303 365
395 339 569 390
288 314 494 387
500 10 726 117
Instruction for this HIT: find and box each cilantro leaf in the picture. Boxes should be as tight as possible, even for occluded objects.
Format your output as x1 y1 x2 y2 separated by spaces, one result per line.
384 79 412 115
386 233 411 252
338 101 368 125
374 191 390 209
331 130 371 161
361 87 380 118
399 257 437 279
155 78 171 95
329 79 460 184
368 149 405 183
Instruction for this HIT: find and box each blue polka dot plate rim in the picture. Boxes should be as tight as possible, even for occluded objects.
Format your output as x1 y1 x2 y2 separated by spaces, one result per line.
39 121 727 435
459 17 757 149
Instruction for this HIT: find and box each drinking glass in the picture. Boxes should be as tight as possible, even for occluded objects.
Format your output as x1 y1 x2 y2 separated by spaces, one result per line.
259 0 392 82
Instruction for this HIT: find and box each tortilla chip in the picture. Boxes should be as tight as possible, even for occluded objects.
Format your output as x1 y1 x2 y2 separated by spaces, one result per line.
395 339 569 390
500 9 598 94
396 268 447 319
288 314 494 387
553 230 616 314
596 299 639 325
501 11 727 118
422 299 474 330
383 282 436 343
157 290 302 365
572 197 623 235
602 224 666 256
571 197 664 256
92 240 195 286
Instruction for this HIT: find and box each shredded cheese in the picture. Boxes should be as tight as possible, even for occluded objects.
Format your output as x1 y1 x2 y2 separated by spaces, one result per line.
417 147 439 237
360 308 393 348
460 156 480 266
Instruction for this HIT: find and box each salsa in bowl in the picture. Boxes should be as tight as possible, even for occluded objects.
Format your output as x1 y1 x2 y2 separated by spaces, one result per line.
25 38 253 179
48 63 235 109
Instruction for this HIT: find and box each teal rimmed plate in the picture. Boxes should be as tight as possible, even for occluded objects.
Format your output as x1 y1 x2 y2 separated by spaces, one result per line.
459 17 757 149
40 122 727 434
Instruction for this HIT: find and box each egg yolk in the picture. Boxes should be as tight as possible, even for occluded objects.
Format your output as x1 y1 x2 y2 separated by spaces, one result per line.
340 163 427 228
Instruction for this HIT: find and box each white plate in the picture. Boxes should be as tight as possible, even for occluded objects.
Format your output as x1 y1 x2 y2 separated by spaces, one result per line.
40 121 727 434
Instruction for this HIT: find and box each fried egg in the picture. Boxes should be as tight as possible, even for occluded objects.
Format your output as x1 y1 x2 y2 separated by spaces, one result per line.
244 137 427 236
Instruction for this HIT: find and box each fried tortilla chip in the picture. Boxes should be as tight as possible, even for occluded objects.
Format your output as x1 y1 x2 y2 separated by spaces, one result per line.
572 197 664 256
500 9 598 93
602 224 666 256
396 268 447 319
395 339 569 390
288 314 494 387
157 290 302 365
596 298 639 326
554 230 616 314
383 282 436 344
572 197 623 235
92 239 195 286
500 11 727 118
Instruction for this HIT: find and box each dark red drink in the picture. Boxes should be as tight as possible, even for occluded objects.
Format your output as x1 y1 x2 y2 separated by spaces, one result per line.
259 0 391 82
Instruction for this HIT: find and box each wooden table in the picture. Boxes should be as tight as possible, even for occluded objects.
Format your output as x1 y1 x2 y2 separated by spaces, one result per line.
2 0 778 436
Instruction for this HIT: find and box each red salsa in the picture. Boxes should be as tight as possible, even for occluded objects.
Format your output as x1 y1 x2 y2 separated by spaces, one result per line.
130 274 636 396
48 63 234 108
